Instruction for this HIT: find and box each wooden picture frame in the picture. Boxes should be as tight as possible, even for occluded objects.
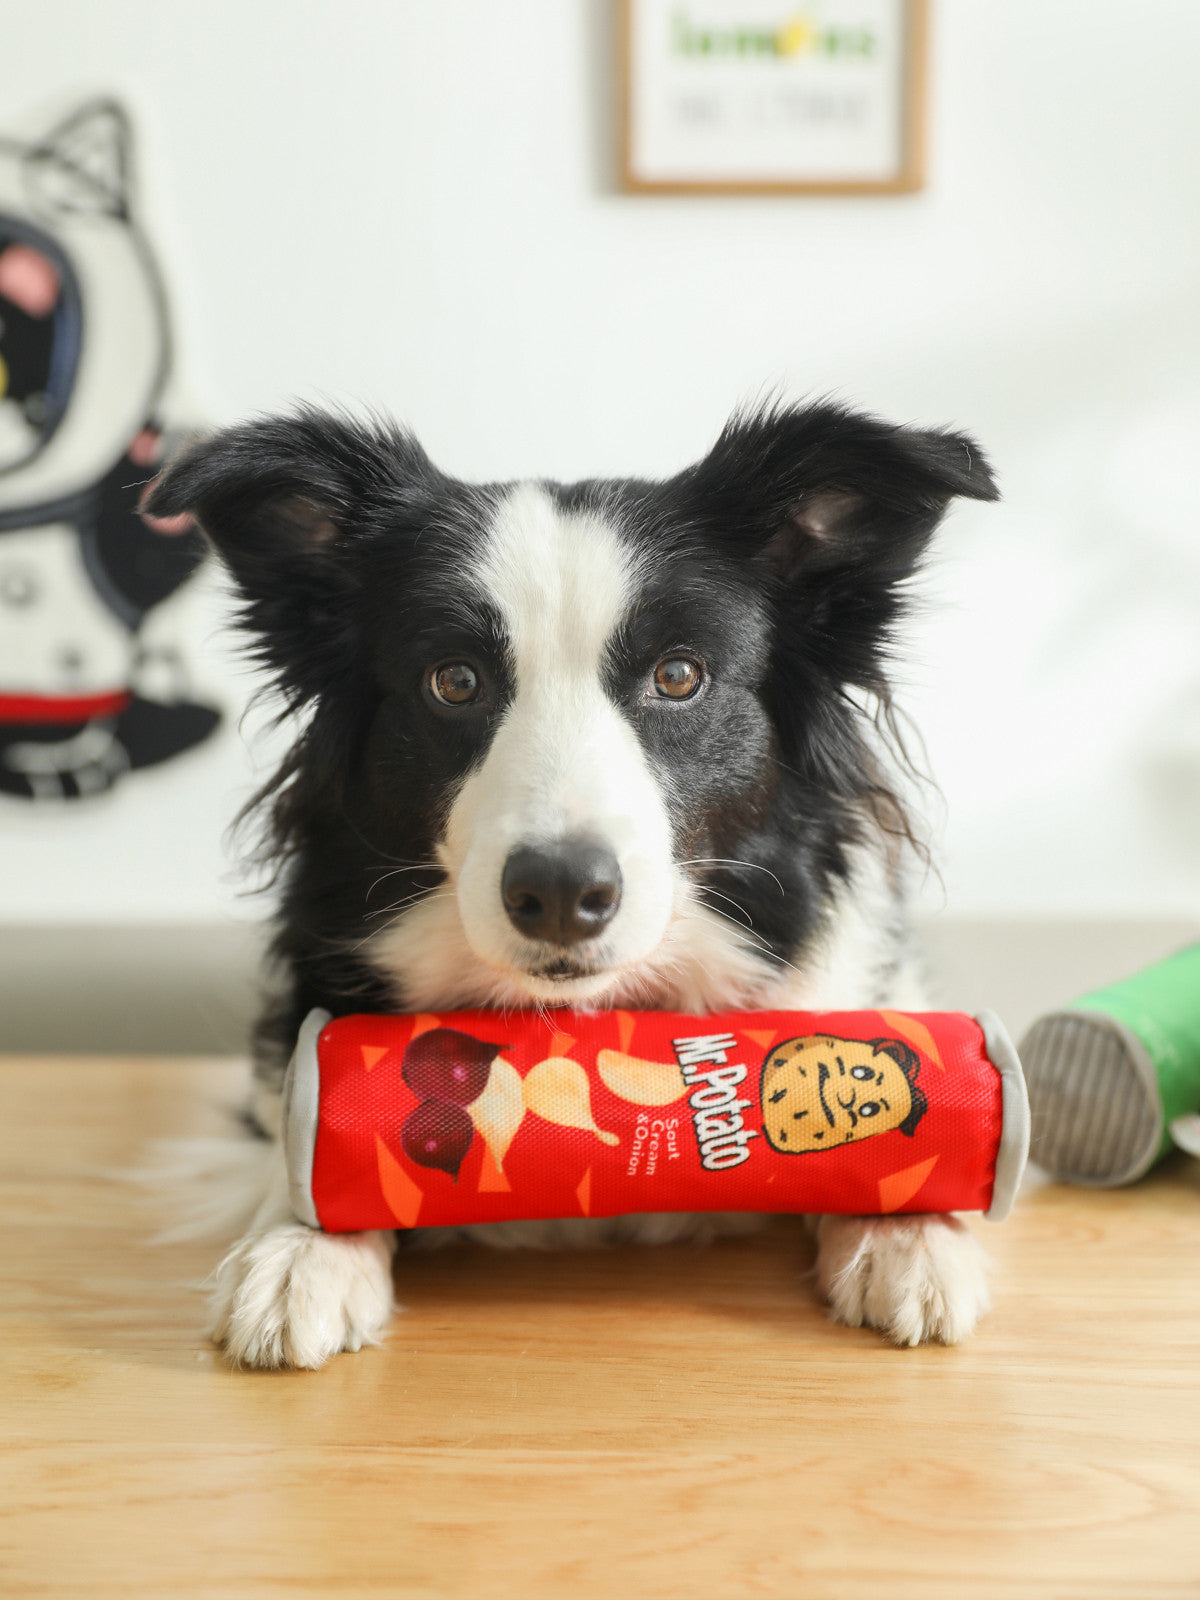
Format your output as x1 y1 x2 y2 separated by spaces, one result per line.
620 0 929 195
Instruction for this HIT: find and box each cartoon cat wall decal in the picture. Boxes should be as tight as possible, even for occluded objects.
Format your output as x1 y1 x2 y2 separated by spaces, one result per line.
0 98 220 800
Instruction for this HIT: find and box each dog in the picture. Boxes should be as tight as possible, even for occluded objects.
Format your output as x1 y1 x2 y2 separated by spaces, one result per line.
145 398 998 1369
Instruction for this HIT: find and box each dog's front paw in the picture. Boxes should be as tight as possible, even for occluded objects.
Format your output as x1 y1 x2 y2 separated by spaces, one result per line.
209 1224 395 1369
814 1214 990 1347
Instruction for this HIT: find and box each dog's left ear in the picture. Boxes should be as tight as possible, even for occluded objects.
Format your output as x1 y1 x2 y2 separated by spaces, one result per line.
677 403 998 681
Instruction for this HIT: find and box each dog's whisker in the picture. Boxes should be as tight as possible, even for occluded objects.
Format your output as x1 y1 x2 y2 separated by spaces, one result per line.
690 887 806 977
363 876 444 908
331 806 449 879
362 889 450 921
696 884 757 927
365 862 442 883
343 894 458 954
363 860 446 905
676 906 802 977
677 903 771 948
682 879 767 940
678 858 787 896
365 890 455 920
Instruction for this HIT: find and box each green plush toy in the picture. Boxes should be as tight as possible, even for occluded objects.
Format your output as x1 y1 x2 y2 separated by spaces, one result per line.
1020 943 1200 1186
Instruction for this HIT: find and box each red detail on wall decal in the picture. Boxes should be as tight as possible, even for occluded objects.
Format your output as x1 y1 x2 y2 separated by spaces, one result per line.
0 690 132 723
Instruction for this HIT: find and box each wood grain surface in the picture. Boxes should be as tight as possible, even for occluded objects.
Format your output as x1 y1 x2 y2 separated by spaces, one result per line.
2 1056 1198 1599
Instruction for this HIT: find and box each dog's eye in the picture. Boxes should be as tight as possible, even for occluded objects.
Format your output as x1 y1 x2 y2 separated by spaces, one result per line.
652 656 703 701
858 1101 880 1118
429 661 482 706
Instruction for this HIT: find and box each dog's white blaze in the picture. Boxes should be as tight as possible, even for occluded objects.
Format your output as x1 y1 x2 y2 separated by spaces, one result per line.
475 482 637 697
440 483 678 1002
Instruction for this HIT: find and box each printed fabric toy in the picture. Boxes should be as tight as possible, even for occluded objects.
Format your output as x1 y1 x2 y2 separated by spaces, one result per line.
1021 942 1200 1185
282 1007 1029 1232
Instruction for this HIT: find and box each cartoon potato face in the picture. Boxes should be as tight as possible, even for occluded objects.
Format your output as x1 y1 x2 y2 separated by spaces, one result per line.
759 1035 926 1153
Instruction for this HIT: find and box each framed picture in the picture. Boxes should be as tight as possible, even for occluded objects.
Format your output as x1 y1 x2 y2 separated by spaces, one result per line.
620 0 928 195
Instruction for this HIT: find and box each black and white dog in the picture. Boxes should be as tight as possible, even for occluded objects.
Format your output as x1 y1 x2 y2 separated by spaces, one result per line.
147 399 998 1369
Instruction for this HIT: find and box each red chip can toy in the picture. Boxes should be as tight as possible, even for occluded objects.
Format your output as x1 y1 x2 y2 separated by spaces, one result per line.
283 1008 1029 1233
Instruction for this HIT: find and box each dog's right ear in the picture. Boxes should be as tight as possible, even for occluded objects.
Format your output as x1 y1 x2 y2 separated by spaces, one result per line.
143 410 435 700
143 412 367 595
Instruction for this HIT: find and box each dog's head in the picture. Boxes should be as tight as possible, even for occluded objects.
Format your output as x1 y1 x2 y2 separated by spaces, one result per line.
146 403 995 1013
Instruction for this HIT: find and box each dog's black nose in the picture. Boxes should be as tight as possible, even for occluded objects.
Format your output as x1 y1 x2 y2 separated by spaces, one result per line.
501 840 622 944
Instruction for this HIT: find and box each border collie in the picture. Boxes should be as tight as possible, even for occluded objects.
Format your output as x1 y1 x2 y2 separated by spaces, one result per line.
146 399 998 1369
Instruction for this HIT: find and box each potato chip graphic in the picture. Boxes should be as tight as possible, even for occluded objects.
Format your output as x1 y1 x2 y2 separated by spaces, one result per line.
760 1034 927 1154
466 1054 525 1168
522 1057 619 1146
596 1048 685 1106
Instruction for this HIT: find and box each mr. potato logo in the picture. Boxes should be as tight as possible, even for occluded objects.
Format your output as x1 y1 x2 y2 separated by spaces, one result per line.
671 1028 928 1172
760 1034 927 1152
673 1031 760 1171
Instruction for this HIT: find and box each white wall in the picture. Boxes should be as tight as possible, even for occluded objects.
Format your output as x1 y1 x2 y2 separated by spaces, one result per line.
4 0 1200 923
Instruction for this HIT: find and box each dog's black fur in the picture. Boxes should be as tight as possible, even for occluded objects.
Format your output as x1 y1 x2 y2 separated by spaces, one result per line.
147 402 997 1081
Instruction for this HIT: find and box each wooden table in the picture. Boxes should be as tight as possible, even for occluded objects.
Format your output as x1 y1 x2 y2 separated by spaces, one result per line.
2 1056 1198 1598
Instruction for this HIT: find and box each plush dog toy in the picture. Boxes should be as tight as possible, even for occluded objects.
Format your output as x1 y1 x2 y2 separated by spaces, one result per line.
1021 942 1200 1185
283 1007 1028 1231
